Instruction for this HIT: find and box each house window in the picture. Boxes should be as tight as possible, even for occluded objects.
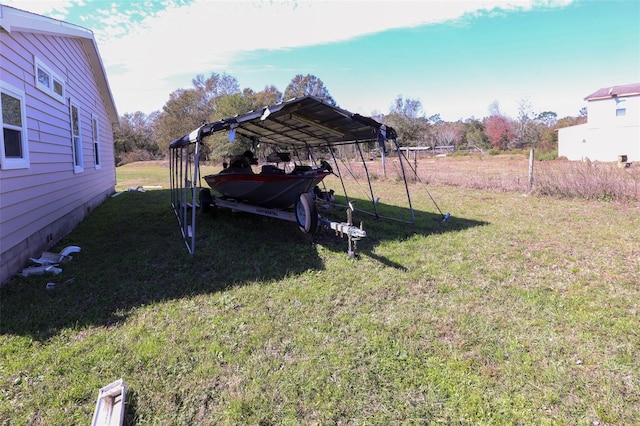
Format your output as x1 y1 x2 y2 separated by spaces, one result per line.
70 102 83 173
92 114 101 169
1 82 30 170
616 108 626 117
34 58 65 102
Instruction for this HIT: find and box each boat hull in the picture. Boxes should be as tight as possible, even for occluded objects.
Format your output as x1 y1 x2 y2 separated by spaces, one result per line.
204 169 329 208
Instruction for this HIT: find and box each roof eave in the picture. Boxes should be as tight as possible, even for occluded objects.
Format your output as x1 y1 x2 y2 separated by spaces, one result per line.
585 92 640 101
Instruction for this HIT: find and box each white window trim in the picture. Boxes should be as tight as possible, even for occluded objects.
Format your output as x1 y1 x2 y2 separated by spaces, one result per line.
69 100 84 173
91 113 101 170
0 81 30 170
34 57 65 103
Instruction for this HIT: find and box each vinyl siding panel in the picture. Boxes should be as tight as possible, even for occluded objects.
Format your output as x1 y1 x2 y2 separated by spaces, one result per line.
1 26 116 284
2 176 108 249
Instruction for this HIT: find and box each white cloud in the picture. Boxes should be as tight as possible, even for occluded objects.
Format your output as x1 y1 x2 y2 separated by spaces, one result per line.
98 0 575 114
4 0 576 115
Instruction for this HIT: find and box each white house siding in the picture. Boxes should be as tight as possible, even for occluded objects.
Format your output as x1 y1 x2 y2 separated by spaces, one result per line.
558 91 640 162
0 25 116 284
558 125 640 162
557 123 588 160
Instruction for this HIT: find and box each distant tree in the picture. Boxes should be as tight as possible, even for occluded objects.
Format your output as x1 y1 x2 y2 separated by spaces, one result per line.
433 121 463 148
384 96 430 147
252 85 283 108
154 72 240 154
283 74 337 106
427 113 444 126
557 115 586 129
535 111 558 148
192 73 240 107
488 100 501 117
113 116 136 156
113 111 160 165
484 114 516 150
536 111 557 127
154 89 209 155
205 91 258 162
462 118 489 151
211 91 255 121
515 98 538 148
391 96 422 119
466 129 487 151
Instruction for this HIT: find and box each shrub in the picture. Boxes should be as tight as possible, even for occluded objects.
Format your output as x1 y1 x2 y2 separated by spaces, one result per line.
448 150 470 157
535 150 557 161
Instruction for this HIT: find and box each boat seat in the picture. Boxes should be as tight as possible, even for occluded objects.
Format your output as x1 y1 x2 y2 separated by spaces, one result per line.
291 165 312 175
266 152 291 163
261 164 285 175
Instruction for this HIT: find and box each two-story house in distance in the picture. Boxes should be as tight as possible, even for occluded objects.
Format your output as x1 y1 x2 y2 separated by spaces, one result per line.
558 83 639 162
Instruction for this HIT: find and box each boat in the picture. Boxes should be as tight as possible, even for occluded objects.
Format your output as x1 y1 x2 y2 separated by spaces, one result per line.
203 163 330 209
169 95 447 257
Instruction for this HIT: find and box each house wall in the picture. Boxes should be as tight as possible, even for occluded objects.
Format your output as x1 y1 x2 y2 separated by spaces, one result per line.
0 29 116 284
558 95 640 162
557 124 588 160
588 96 639 128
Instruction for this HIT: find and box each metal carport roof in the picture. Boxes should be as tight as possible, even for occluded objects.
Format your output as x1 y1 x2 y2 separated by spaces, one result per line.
169 95 396 149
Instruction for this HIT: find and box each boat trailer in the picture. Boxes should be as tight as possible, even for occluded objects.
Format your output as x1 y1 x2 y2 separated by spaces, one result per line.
199 189 367 257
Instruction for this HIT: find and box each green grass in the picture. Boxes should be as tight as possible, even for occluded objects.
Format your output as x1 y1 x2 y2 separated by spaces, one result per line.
1 162 639 424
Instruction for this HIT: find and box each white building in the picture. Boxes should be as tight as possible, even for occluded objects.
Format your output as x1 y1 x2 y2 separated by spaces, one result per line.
558 83 640 162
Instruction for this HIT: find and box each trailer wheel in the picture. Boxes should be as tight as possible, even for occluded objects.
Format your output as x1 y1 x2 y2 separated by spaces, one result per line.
199 188 213 214
296 192 318 233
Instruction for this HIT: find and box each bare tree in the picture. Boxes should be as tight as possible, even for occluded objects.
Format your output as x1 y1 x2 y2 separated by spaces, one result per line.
516 98 539 148
433 122 462 148
488 100 501 117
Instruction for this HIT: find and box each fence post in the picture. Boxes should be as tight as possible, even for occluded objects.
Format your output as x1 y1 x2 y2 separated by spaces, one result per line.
529 148 535 191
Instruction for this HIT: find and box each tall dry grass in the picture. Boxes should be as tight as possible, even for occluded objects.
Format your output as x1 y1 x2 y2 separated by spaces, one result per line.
534 160 639 201
339 154 639 201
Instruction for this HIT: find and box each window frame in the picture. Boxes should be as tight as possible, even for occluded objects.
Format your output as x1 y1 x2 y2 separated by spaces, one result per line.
34 57 65 103
69 100 84 173
91 113 101 169
0 81 30 170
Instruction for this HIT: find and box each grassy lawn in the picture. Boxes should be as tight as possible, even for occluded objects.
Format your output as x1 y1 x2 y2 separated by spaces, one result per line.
1 161 639 424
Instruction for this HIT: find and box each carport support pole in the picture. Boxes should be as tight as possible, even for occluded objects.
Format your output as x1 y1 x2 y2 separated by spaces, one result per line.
393 139 416 226
355 142 379 218
330 148 352 207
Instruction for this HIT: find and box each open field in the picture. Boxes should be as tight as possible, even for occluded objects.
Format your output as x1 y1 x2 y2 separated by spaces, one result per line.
342 154 640 201
1 158 639 424
113 154 640 201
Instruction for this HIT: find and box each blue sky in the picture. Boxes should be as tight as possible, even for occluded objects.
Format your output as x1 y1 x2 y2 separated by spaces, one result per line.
6 0 640 121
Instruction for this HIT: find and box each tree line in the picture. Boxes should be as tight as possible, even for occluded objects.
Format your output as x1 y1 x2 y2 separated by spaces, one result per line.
113 72 586 166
